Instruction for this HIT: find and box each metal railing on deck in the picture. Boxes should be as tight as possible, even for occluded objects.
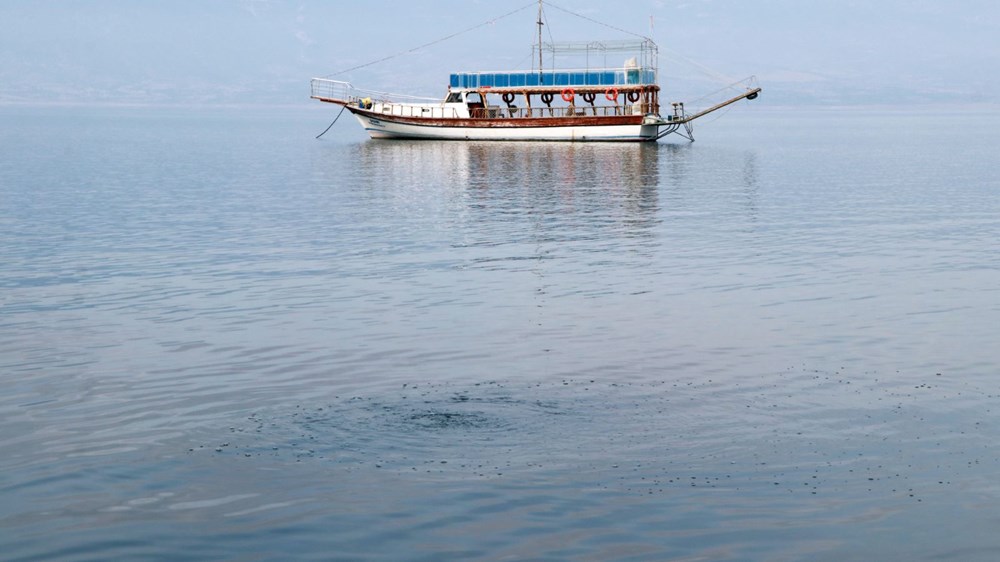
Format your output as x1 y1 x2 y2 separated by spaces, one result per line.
373 103 461 119
310 78 352 101
483 104 649 118
310 78 439 104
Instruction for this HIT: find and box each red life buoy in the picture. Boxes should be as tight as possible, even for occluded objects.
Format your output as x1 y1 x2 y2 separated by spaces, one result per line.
604 88 619 101
561 88 575 103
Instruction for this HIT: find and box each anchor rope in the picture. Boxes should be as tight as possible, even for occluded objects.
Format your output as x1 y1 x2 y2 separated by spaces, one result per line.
315 104 346 139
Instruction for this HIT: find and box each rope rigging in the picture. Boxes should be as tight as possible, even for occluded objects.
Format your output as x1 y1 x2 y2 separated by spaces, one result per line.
661 48 743 92
536 1 744 97
321 1 537 78
686 76 759 106
543 1 651 42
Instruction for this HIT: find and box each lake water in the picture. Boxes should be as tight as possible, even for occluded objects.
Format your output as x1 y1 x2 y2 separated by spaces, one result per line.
1 104 999 561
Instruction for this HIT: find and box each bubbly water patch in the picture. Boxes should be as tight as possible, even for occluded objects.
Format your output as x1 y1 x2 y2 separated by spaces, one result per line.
406 410 494 431
190 380 591 477
186 367 1000 511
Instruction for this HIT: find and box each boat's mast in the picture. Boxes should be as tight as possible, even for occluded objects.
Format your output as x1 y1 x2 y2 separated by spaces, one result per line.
537 0 543 81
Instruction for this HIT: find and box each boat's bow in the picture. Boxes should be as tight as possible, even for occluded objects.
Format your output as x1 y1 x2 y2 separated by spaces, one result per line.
310 78 354 107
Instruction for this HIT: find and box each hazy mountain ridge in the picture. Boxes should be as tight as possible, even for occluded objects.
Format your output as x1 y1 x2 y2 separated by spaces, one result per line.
2 0 997 107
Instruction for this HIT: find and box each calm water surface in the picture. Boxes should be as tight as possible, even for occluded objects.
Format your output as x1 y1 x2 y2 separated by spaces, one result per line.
1 105 999 561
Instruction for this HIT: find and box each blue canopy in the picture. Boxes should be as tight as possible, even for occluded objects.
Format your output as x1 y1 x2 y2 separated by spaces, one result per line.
449 68 655 89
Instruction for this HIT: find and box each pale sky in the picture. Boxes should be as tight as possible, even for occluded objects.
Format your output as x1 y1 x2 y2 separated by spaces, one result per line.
1 0 998 107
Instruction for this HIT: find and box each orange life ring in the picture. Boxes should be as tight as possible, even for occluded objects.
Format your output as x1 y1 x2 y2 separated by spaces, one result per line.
561 88 575 103
604 88 618 101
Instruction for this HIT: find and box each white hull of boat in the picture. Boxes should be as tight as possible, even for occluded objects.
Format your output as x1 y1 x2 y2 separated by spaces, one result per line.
353 113 660 142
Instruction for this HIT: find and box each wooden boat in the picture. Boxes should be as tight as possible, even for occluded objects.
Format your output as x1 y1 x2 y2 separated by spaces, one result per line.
311 2 760 142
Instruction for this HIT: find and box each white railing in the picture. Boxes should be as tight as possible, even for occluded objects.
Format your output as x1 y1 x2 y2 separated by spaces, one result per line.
310 78 439 104
310 78 355 101
483 104 647 118
373 103 462 119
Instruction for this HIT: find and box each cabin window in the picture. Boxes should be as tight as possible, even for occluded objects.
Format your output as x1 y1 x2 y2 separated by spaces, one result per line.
445 92 462 103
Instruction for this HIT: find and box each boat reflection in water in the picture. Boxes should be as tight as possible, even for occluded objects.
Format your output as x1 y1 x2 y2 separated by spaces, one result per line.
352 140 664 240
